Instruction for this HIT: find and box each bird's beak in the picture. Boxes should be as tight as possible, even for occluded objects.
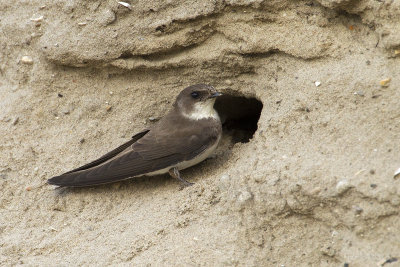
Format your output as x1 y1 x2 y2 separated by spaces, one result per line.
209 92 222 98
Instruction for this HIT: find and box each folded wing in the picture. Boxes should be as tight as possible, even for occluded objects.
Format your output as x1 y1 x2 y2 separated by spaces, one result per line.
47 117 219 187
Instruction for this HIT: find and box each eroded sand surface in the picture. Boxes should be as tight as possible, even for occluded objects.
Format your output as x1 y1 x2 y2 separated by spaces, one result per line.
1 0 400 266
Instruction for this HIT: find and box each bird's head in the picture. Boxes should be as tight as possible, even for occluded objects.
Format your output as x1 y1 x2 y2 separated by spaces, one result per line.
174 84 222 120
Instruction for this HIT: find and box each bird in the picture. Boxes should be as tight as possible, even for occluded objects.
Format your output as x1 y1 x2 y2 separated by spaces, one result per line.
47 84 223 187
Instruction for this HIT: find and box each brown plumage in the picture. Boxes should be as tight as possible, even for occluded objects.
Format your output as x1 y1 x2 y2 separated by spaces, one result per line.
47 84 222 187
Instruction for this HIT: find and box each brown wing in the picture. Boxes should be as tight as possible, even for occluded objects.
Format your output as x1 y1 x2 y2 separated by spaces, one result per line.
47 115 220 187
135 130 207 159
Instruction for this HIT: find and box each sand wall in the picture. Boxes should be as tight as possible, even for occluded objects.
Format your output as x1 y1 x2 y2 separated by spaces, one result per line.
1 0 400 265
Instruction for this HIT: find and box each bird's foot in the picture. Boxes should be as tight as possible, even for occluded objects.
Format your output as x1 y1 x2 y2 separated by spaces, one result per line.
169 167 194 187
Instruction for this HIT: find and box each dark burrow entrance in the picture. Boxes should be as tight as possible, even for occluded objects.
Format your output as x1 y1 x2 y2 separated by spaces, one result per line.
214 94 263 143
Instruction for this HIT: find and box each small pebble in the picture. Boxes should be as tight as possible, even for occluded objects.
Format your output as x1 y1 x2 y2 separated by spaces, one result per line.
370 184 377 189
315 81 321 87
30 15 43 22
225 79 232 86
106 105 112 112
148 117 156 121
237 190 253 203
354 91 364 96
21 56 33 64
78 22 87 26
57 93 63 97
394 167 400 179
99 9 116 26
353 205 363 214
12 117 19 125
80 138 85 144
380 78 391 87
109 91 113 95
336 179 351 194
118 1 132 10
369 169 375 175
26 186 32 191
395 50 400 56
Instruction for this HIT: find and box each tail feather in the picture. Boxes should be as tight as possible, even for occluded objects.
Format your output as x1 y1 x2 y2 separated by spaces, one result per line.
47 130 150 187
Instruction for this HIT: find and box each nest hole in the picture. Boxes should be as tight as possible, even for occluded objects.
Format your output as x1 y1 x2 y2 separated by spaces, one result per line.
214 94 263 143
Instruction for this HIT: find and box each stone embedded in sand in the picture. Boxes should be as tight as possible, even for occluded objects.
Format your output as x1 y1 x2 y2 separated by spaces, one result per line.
99 9 116 26
118 1 132 10
394 167 400 179
354 91 365 96
30 15 43 22
336 179 352 194
380 78 391 87
237 190 253 204
353 205 363 214
21 56 33 64
12 117 19 125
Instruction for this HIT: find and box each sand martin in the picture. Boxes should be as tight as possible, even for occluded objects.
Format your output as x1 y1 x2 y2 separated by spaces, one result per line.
47 84 222 187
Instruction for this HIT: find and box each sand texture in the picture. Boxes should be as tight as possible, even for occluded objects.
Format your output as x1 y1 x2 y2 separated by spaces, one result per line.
1 0 400 266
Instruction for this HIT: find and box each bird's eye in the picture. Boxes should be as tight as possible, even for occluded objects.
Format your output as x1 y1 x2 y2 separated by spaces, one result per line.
191 91 199 99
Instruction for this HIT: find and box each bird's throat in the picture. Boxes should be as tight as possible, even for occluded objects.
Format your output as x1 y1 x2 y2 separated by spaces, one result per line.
182 100 219 120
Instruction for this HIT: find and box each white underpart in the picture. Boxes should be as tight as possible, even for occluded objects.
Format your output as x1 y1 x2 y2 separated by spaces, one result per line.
144 136 220 176
182 99 220 120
